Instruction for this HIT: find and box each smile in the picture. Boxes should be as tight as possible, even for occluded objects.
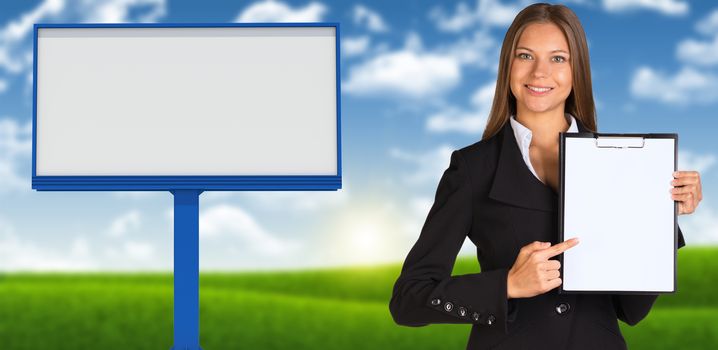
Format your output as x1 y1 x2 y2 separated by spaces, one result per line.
525 84 553 95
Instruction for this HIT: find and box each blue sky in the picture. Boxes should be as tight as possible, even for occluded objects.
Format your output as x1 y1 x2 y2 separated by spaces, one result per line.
0 0 716 271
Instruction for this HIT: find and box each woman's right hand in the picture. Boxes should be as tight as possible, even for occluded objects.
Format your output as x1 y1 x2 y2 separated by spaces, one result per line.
507 238 580 299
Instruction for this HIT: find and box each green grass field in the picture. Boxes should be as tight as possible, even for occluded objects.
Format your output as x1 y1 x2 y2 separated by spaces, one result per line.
1 247 716 349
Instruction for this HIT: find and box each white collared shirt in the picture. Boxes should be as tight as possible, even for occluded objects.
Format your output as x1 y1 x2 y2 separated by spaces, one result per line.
509 114 579 182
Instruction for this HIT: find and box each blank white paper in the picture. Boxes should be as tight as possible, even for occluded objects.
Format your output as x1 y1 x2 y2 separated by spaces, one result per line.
562 135 676 293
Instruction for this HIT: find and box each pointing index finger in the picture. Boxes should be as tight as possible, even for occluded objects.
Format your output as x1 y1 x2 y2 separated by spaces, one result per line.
540 238 580 259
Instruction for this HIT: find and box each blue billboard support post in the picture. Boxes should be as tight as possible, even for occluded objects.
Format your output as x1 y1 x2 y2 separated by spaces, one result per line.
171 189 203 350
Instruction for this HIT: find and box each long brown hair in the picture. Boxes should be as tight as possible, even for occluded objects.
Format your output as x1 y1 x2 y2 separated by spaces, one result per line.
482 3 597 140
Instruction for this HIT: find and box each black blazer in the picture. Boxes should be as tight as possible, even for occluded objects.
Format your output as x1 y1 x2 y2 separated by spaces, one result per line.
389 119 685 350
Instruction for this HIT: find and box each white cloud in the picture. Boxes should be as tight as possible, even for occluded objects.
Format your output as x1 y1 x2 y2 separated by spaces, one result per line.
236 0 327 22
353 4 389 32
470 80 496 106
0 118 32 193
676 36 718 66
343 33 462 98
0 79 7 93
427 81 494 134
696 9 718 35
342 35 371 57
108 210 142 237
0 0 65 43
430 2 475 33
200 204 298 256
343 28 498 99
80 0 167 23
0 0 64 74
633 8 718 104
602 0 688 16
426 109 488 134
630 66 718 104
429 0 521 32
437 30 498 68
678 150 716 174
389 144 455 186
677 9 718 67
0 212 169 271
0 49 22 74
0 227 165 271
0 218 97 271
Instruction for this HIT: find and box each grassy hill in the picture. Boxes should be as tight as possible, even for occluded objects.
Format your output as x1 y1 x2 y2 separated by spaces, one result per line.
0 247 716 349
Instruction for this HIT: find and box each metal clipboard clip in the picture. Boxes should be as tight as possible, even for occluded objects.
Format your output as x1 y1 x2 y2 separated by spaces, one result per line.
594 136 645 149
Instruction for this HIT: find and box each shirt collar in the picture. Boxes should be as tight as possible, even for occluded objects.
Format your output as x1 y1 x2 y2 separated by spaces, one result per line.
509 113 578 152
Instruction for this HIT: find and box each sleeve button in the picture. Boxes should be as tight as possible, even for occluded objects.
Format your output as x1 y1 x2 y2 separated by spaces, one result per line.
472 312 480 322
430 298 441 306
487 315 496 325
555 303 571 315
458 307 467 317
443 302 454 312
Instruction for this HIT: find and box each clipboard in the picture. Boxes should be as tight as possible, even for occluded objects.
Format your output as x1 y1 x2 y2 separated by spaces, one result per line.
558 132 678 294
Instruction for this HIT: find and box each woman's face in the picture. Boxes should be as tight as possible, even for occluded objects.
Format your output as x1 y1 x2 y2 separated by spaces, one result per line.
510 22 572 117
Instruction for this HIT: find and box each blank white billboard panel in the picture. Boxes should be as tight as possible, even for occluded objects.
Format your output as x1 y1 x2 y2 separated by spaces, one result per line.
34 26 339 183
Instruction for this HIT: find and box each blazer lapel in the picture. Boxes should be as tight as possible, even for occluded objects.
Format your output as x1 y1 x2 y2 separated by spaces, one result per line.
488 121 557 212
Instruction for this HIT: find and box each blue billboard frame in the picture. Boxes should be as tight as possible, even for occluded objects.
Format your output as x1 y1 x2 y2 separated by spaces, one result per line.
31 22 342 191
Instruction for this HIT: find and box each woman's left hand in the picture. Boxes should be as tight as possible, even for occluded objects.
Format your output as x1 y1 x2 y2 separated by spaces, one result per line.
671 171 703 215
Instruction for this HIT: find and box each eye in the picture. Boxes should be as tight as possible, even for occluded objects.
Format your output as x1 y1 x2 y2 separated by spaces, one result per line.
552 56 567 63
517 52 532 60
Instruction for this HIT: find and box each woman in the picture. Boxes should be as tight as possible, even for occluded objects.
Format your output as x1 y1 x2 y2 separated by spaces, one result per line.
389 3 702 350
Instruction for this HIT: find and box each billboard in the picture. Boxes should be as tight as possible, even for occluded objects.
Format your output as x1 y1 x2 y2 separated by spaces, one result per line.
33 23 341 191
